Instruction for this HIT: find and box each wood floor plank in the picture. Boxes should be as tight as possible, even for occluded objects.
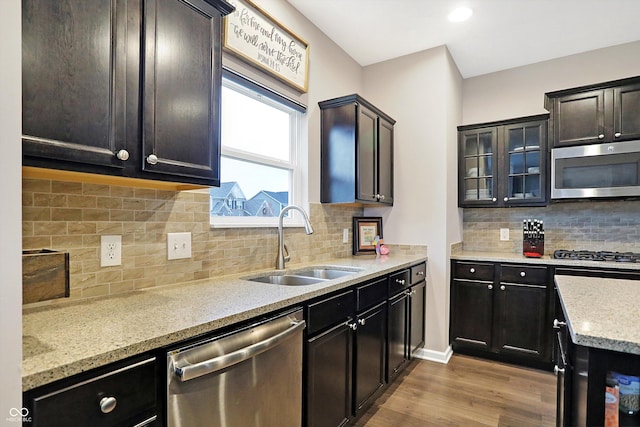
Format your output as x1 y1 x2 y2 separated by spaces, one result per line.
354 354 556 427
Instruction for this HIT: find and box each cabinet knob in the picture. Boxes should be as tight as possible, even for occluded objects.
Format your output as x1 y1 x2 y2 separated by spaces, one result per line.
116 149 129 161
520 271 526 277
598 134 605 139
396 279 406 285
492 198 497 202
358 318 366 326
379 195 385 200
469 268 475 274
146 154 159 165
554 365 565 376
488 284 493 290
503 197 509 202
614 132 622 138
374 194 381 200
553 319 567 328
347 321 358 331
99 396 117 414
500 285 506 291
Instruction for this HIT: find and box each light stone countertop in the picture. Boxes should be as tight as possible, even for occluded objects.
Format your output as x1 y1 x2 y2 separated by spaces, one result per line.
22 255 426 391
451 250 640 271
555 275 640 355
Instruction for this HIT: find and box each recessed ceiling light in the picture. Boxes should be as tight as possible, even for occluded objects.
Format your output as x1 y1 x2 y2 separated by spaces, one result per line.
448 7 473 22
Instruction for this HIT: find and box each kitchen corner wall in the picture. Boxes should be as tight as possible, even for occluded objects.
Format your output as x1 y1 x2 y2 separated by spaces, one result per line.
22 178 367 303
463 200 640 254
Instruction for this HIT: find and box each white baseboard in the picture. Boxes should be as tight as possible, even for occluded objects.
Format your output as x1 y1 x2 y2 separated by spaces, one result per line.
413 345 453 364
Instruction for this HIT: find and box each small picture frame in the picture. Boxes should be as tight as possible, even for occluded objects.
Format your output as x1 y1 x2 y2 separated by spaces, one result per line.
353 217 383 255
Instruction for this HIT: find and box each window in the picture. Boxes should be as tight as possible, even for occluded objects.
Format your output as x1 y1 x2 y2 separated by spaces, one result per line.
210 70 306 227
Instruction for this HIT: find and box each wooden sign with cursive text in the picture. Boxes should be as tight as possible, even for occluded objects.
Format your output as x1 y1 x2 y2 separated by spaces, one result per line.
223 0 309 92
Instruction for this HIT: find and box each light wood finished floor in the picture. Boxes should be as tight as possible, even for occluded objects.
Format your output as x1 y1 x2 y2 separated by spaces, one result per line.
354 354 556 427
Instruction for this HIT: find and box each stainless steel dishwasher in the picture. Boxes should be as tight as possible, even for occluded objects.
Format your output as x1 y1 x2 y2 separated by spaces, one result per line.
166 308 305 427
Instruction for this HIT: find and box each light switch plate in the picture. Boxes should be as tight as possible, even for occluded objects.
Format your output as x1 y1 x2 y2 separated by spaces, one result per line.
500 228 510 241
101 235 122 267
167 232 192 260
343 228 349 244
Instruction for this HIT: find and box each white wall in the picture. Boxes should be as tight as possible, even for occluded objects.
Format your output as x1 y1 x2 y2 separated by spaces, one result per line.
463 40 640 124
0 0 23 423
362 46 463 356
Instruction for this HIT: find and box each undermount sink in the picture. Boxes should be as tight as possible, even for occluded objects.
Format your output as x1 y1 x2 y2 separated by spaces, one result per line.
248 275 326 286
246 267 363 286
295 268 360 280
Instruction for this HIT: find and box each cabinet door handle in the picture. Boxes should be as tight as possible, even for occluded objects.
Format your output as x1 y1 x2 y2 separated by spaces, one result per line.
358 318 366 326
492 198 497 202
99 396 117 414
347 321 358 331
416 271 425 276
520 271 526 277
146 154 159 165
469 268 475 274
614 132 622 138
598 134 605 139
487 284 493 290
396 279 405 285
503 197 509 202
553 319 567 328
500 285 506 291
554 365 565 376
116 149 129 161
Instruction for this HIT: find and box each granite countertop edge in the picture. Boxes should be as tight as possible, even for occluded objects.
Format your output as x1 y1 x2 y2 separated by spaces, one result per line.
555 275 640 356
22 255 427 391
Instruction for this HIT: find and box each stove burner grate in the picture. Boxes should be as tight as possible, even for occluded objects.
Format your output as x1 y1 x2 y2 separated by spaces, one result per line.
553 249 640 263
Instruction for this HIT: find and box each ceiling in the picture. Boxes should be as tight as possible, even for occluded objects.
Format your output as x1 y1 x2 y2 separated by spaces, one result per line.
286 0 640 78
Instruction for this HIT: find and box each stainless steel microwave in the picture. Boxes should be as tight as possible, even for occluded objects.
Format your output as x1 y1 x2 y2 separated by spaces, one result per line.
551 140 640 199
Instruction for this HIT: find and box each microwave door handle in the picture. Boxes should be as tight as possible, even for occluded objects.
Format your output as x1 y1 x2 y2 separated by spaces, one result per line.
174 319 306 382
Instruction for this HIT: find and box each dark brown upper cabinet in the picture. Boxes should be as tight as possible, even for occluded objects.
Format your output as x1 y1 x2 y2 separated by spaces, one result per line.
319 94 395 205
545 76 640 148
458 114 549 208
22 0 234 187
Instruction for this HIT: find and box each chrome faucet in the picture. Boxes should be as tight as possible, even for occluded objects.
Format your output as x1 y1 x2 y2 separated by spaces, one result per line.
276 205 314 270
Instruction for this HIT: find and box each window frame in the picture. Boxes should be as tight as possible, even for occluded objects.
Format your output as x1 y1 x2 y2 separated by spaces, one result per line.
210 69 307 229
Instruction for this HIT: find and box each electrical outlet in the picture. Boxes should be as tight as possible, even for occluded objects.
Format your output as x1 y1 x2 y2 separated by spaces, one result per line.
167 232 192 260
100 235 122 267
500 228 510 241
343 228 349 244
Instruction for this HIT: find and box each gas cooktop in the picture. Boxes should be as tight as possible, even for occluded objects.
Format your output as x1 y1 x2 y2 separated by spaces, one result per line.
553 250 640 263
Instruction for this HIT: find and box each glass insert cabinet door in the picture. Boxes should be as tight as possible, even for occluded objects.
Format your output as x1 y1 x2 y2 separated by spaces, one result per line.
505 123 542 201
461 128 497 201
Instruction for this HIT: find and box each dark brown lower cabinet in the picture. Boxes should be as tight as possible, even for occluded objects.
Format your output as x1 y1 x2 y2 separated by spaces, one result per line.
305 264 426 426
353 302 386 416
450 260 552 369
495 282 547 359
409 280 426 357
387 290 409 382
450 278 493 351
306 322 353 427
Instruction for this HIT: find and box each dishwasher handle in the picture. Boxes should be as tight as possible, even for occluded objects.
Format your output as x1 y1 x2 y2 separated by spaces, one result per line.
174 319 306 382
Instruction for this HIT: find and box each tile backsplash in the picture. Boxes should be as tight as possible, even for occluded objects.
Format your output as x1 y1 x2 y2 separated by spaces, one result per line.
22 178 369 302
463 200 640 254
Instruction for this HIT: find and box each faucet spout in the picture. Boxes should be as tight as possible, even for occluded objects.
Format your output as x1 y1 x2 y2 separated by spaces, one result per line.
276 205 314 269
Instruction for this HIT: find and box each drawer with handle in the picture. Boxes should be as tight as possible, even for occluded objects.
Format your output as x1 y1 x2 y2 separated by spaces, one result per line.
453 261 494 281
500 264 548 285
389 269 411 295
28 357 157 427
410 262 426 285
